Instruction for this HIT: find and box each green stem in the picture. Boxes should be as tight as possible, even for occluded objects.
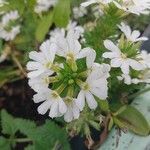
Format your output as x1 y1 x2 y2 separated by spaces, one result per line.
128 86 150 100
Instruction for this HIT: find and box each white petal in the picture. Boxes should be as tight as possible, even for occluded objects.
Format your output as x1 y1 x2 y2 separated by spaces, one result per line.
121 61 130 74
90 86 108 100
33 93 46 103
123 74 132 85
81 0 97 7
64 108 73 122
118 22 132 39
78 47 96 68
104 40 121 53
26 61 43 71
135 37 148 42
131 30 140 40
58 99 67 114
67 30 81 56
76 90 85 111
129 59 144 71
85 92 98 110
27 70 44 78
111 58 122 67
72 101 80 119
40 40 56 62
49 101 59 118
102 52 118 59
29 51 44 62
38 100 52 115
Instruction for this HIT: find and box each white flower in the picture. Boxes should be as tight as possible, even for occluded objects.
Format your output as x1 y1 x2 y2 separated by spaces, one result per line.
114 0 150 15
137 50 150 68
102 40 144 74
73 6 87 19
51 29 96 68
34 0 58 14
132 70 150 84
27 40 57 78
81 0 113 7
64 98 80 122
33 88 67 118
50 21 84 42
0 11 20 41
67 21 85 40
118 22 148 42
117 74 132 85
118 70 150 85
76 63 110 110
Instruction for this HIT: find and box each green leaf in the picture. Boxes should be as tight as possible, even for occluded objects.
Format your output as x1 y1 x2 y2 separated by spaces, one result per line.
0 110 70 150
0 137 11 150
1 110 17 135
35 11 53 42
99 89 150 150
114 106 150 136
88 120 100 131
53 0 71 27
108 117 114 131
15 118 37 136
97 99 110 113
29 120 70 150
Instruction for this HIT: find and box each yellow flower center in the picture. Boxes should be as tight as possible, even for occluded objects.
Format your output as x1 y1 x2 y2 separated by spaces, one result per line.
45 62 52 69
51 91 59 99
82 83 90 91
121 53 127 59
66 52 75 61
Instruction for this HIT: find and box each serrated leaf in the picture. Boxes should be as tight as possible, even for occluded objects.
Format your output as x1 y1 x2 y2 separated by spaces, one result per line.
0 137 11 150
30 120 70 150
15 118 37 136
53 0 71 27
35 11 53 42
1 110 17 135
114 106 150 136
0 110 70 150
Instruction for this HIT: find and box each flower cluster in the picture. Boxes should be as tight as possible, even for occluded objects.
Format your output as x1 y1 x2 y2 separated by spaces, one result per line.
26 0 150 125
0 10 20 41
27 23 110 122
102 22 150 85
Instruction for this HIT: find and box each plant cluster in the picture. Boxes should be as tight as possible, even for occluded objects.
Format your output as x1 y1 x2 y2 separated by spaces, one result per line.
0 0 150 149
